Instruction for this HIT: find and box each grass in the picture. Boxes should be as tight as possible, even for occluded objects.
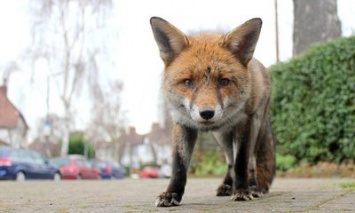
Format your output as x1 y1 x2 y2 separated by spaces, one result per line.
339 182 355 189
0 206 15 212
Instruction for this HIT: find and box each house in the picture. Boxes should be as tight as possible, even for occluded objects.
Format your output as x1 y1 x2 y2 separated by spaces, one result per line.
0 81 29 148
120 127 145 167
0 139 8 146
94 140 116 161
119 123 172 168
29 114 66 157
146 123 172 165
29 137 61 158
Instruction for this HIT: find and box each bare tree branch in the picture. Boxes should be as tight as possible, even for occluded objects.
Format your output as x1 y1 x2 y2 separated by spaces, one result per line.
27 0 115 156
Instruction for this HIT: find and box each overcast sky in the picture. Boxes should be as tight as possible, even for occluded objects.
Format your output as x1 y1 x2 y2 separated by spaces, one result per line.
0 0 354 139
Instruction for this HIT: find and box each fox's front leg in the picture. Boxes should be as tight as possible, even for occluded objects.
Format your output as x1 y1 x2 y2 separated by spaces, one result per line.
231 128 253 201
212 131 234 196
231 115 260 201
155 124 197 207
231 116 255 201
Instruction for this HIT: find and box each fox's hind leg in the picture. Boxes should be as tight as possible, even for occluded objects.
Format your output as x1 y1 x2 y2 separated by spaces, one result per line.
212 131 234 196
155 124 197 207
255 116 276 194
246 100 274 198
248 156 263 198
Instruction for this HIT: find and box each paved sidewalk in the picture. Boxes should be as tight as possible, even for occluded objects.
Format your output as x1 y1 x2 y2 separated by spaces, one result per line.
0 178 354 212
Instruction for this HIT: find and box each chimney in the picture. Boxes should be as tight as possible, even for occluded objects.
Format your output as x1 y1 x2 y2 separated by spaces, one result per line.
129 127 136 135
1 78 7 95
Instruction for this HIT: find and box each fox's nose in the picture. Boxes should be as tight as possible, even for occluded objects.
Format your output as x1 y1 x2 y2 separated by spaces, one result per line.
199 108 215 120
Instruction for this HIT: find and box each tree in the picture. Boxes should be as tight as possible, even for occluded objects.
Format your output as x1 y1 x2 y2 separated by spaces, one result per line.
35 113 66 157
87 80 124 162
28 0 113 156
293 0 341 55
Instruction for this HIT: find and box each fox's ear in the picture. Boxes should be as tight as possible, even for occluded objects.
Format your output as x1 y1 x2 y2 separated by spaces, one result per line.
222 18 262 66
150 17 188 66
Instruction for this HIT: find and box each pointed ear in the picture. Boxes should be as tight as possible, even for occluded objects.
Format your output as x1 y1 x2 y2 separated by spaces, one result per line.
150 17 189 66
222 18 262 66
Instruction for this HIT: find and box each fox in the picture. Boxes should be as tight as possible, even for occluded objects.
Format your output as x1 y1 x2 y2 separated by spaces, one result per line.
150 17 276 207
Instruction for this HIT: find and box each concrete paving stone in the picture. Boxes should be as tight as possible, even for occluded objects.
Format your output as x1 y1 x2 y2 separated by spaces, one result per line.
0 178 353 213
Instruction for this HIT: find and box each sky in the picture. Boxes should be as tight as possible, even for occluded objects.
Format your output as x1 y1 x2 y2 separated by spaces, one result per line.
0 0 354 140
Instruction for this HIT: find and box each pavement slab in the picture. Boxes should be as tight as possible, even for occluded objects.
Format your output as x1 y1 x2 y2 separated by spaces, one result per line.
0 178 354 212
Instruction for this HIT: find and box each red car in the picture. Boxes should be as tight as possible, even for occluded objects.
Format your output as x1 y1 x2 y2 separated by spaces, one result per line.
139 166 159 178
49 155 100 180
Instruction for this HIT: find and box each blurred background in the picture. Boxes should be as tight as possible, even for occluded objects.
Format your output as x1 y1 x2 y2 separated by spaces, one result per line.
0 0 354 179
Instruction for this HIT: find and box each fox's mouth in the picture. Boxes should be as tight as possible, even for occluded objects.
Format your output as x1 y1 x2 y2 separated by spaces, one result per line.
200 121 215 126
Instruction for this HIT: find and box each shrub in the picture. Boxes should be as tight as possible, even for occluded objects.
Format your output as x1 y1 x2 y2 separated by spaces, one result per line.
270 36 355 163
189 150 227 176
276 154 296 171
68 134 94 158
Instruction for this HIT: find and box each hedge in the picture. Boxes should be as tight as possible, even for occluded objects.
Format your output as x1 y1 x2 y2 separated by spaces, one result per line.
68 135 94 159
270 36 355 163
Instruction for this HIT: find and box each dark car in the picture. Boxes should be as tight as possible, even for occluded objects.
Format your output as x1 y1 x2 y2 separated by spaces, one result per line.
0 146 61 181
49 155 100 180
90 159 126 179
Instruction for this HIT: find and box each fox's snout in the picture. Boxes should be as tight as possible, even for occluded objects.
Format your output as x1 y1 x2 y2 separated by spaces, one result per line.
199 107 215 120
190 103 223 125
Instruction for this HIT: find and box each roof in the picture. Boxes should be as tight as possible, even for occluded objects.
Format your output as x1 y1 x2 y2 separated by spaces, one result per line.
0 139 8 146
147 123 171 145
0 85 28 129
120 127 145 146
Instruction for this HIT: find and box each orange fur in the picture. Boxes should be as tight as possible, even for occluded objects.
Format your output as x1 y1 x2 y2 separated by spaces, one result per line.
151 17 275 207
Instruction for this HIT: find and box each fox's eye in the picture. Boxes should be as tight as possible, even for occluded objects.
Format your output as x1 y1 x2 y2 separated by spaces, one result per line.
219 78 230 87
183 79 194 88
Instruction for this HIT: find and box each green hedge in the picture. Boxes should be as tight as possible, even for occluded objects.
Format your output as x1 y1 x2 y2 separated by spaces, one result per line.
68 135 94 159
270 36 355 163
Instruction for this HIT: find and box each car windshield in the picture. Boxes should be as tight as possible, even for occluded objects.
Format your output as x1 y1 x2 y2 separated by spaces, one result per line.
94 162 107 168
50 158 70 166
0 146 9 157
110 162 120 167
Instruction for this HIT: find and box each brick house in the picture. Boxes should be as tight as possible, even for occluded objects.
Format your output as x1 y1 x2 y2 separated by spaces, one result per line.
0 82 28 148
119 123 172 167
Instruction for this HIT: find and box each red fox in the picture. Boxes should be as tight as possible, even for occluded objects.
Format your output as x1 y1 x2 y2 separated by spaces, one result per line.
150 17 275 207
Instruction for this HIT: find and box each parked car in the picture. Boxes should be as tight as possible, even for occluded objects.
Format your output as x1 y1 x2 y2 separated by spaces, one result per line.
0 146 61 181
49 155 100 180
90 159 126 179
139 166 159 178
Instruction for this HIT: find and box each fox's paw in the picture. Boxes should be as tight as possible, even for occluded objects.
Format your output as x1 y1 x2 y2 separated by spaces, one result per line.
155 192 181 207
216 184 232 196
231 189 253 201
250 186 263 198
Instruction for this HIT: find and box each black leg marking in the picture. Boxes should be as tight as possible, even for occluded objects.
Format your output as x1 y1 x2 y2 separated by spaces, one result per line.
155 125 197 207
216 164 233 196
231 126 253 201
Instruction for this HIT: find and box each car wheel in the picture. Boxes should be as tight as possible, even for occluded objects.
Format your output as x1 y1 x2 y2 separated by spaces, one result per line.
16 171 26 181
53 172 61 181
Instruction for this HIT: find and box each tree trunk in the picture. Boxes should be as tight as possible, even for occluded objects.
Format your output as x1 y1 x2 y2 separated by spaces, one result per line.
60 107 71 157
293 0 341 55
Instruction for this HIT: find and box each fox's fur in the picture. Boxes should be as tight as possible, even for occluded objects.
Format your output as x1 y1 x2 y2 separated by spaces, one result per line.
150 17 275 207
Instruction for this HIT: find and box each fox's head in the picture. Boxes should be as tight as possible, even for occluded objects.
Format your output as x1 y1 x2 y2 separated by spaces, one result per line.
150 17 262 130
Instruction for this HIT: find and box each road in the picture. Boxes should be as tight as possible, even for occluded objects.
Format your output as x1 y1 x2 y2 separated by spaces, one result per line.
0 178 354 212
